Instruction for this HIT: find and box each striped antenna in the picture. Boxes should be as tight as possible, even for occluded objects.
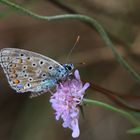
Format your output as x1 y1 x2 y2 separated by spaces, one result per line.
66 35 80 63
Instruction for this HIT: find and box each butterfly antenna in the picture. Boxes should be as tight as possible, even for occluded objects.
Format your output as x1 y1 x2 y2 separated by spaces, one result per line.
66 35 80 63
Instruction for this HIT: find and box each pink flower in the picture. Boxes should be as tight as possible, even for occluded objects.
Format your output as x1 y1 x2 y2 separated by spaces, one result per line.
50 70 90 138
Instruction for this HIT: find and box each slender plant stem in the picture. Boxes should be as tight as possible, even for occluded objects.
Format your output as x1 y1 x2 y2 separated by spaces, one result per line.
0 0 140 83
83 98 140 126
90 82 140 112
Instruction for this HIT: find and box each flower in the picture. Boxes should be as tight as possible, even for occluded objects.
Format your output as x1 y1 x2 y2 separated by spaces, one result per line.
50 70 90 138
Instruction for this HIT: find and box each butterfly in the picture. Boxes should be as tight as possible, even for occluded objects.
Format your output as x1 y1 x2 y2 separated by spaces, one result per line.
0 48 74 98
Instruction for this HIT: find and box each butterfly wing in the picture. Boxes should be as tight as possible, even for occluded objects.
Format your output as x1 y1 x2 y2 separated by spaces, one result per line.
0 48 64 95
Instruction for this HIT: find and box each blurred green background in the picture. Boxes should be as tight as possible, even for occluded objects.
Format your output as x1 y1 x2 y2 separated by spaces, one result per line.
0 0 140 140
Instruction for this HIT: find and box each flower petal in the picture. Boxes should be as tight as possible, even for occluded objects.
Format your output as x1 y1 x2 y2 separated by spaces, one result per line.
50 69 89 138
71 119 80 138
83 83 90 91
74 69 80 80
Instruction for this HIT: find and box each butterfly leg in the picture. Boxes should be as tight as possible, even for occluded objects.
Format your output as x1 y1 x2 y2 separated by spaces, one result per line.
29 88 53 98
29 92 43 98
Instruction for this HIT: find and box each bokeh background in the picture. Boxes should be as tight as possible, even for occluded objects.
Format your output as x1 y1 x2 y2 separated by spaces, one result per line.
0 0 140 140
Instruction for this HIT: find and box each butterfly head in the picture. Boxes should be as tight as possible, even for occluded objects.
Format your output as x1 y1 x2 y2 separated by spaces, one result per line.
63 63 74 75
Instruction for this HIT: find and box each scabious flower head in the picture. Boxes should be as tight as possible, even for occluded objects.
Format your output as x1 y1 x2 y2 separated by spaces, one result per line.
50 70 90 138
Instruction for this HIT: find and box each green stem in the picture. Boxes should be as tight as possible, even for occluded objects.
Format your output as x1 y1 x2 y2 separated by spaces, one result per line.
1 0 140 83
83 98 140 126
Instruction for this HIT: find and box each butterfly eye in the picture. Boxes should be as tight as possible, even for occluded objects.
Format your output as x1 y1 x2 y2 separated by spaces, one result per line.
66 66 72 71
68 66 72 70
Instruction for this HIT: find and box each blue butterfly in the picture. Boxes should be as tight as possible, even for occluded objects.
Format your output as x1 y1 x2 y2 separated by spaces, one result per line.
0 48 74 98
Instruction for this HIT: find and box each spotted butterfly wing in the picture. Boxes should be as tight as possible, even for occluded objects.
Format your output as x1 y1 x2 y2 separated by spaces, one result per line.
0 48 67 97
